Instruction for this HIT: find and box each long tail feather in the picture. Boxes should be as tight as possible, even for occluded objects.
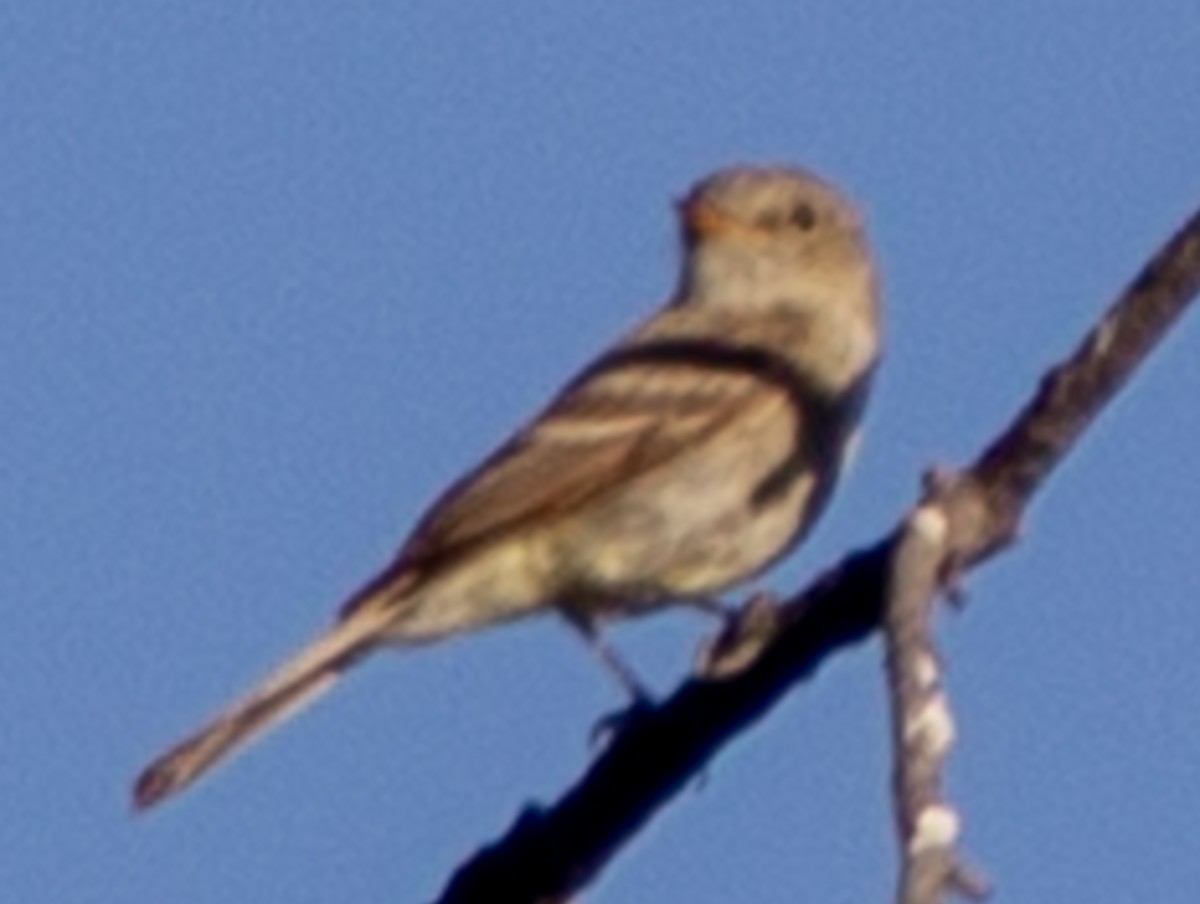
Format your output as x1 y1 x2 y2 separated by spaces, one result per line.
133 604 395 812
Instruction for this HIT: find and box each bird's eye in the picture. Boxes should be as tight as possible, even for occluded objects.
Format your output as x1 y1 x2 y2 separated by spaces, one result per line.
789 203 818 231
755 203 819 233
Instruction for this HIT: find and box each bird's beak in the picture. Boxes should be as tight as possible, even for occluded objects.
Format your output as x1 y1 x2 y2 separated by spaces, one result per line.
678 198 776 245
678 198 743 240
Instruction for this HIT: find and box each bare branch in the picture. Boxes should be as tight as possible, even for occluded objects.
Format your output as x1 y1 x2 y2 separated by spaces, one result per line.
884 502 978 904
431 203 1200 904
973 203 1200 546
435 545 890 904
884 204 1200 904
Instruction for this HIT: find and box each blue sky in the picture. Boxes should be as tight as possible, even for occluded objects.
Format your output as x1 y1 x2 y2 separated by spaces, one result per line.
5 5 1200 903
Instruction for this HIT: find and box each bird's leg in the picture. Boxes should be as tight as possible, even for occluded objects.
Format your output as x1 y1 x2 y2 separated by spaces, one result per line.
562 611 659 748
561 611 654 704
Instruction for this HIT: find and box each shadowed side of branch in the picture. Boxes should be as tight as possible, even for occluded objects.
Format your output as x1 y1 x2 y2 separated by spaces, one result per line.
435 545 889 904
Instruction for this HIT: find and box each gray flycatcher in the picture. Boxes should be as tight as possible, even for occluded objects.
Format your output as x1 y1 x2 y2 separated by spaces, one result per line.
133 164 882 811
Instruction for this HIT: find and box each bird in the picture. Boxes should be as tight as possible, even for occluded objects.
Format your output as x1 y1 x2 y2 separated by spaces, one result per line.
133 164 883 811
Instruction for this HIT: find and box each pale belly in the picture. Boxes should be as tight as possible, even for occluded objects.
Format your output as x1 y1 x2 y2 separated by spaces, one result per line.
539 410 829 614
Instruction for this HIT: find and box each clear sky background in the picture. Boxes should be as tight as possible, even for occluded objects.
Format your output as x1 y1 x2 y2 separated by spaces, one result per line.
5 5 1200 903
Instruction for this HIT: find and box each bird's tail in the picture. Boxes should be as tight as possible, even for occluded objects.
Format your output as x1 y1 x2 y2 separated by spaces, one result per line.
132 601 398 812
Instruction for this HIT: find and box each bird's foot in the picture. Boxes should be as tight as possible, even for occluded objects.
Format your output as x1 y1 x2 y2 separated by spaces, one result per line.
694 590 782 679
588 695 659 749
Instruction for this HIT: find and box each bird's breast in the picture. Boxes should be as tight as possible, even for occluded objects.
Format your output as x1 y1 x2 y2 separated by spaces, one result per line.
542 388 834 607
